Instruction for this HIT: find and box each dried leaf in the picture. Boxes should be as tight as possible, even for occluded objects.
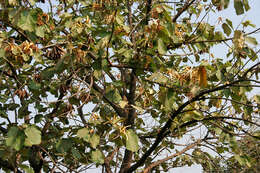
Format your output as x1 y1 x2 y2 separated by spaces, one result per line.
198 66 207 87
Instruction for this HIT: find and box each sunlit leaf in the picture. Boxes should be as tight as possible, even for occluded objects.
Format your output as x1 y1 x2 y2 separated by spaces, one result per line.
126 129 139 152
17 10 36 32
158 38 167 55
90 134 100 149
91 150 104 164
119 100 128 108
20 165 34 173
77 128 90 142
245 36 258 45
24 126 41 146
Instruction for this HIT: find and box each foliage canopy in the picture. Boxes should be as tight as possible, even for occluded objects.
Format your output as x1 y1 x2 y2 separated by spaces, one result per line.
0 0 259 172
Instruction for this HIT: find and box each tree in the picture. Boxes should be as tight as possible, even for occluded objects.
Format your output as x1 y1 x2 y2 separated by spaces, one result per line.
203 130 260 173
0 0 259 172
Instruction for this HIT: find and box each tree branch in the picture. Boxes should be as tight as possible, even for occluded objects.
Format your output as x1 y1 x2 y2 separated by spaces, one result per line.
143 139 202 173
145 0 152 25
104 147 119 173
172 0 196 23
85 75 126 118
0 158 22 173
127 77 250 172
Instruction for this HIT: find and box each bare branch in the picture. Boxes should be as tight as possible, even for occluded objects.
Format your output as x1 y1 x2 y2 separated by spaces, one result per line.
127 67 258 172
104 148 119 173
172 0 196 23
144 139 202 173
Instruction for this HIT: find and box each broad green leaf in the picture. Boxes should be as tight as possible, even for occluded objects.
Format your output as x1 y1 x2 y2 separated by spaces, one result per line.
91 150 104 164
245 36 258 45
147 72 168 83
105 87 122 104
90 134 100 149
222 23 231 36
126 129 139 152
234 155 244 165
182 113 193 122
41 67 56 79
158 38 167 55
17 10 36 32
20 165 34 173
0 49 5 57
71 148 82 160
226 19 233 29
77 128 90 142
36 26 45 38
56 139 73 153
6 127 25 151
234 0 244 15
28 81 41 90
115 14 124 26
193 111 203 120
24 126 41 146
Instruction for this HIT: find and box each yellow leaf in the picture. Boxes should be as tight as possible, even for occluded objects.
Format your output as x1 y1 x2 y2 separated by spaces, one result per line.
198 66 207 87
119 100 128 108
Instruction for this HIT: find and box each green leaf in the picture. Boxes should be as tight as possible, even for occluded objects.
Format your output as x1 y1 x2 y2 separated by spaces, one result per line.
115 14 124 26
36 26 45 38
147 72 168 83
71 148 82 160
234 0 244 15
17 10 36 32
245 36 258 45
77 128 90 142
157 38 167 55
234 155 244 165
105 87 122 104
90 134 100 149
20 165 34 173
28 81 41 90
193 111 203 120
125 129 139 152
226 19 233 29
0 49 5 57
222 23 231 36
56 139 73 153
243 0 250 11
24 126 41 146
91 150 104 164
6 127 25 151
41 67 56 79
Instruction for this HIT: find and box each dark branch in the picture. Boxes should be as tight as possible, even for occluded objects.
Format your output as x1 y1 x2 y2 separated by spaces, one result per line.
172 0 196 23
145 0 152 25
0 158 22 173
85 75 126 118
127 78 249 172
